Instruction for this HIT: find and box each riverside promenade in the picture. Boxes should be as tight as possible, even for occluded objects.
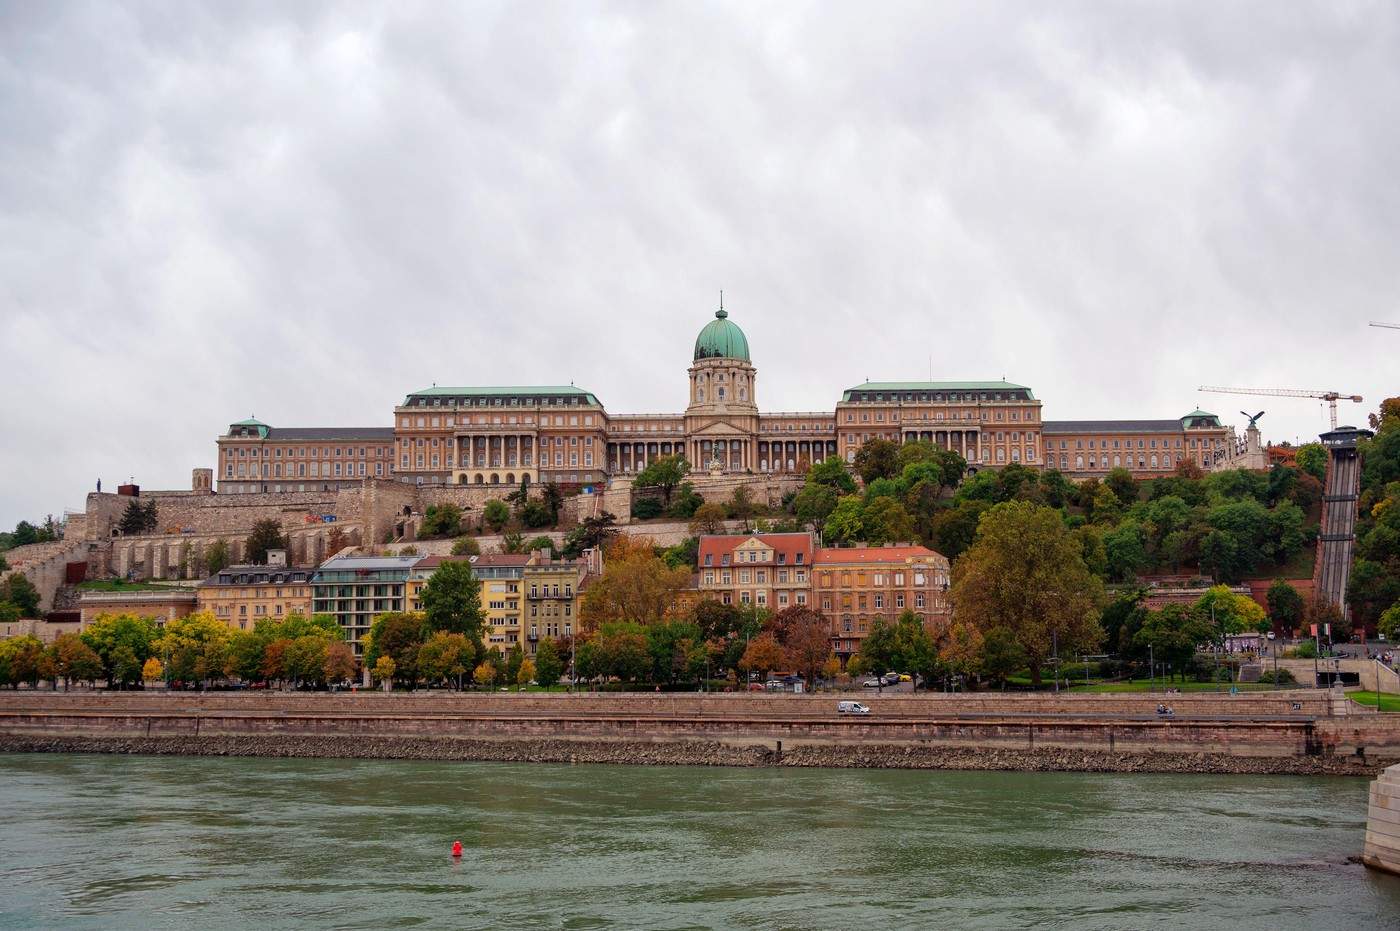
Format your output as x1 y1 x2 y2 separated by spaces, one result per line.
1 690 1397 775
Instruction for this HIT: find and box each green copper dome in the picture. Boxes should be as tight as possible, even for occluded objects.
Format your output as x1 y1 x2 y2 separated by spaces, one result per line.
693 307 751 362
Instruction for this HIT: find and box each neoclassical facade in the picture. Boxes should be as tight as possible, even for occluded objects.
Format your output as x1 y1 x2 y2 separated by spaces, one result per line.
214 304 1236 493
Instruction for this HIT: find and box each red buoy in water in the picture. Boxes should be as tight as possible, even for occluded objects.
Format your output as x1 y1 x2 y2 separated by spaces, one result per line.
451 840 463 858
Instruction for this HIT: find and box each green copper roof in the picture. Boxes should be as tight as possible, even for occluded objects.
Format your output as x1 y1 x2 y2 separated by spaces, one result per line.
230 417 270 438
841 381 1036 401
1181 409 1222 428
694 308 751 362
403 386 601 405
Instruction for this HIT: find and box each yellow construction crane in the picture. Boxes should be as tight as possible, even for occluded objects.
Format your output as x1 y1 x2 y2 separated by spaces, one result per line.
1199 386 1364 431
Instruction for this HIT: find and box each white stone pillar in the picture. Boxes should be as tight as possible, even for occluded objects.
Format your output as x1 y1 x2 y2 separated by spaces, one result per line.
1364 763 1400 875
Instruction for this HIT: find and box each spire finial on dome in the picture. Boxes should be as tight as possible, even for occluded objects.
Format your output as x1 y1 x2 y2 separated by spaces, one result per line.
716 290 727 319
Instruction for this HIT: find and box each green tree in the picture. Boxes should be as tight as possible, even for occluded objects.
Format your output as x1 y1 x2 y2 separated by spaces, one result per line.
205 538 231 574
929 499 989 559
853 438 900 484
1295 443 1327 482
667 482 705 519
634 455 690 506
419 561 485 639
1200 529 1245 583
893 609 939 686
1133 604 1212 681
283 635 331 686
417 631 474 688
419 503 464 538
80 613 158 687
949 501 1104 685
1 574 41 617
861 497 915 545
1102 520 1148 582
858 618 900 679
562 512 617 558
807 456 857 495
980 626 1025 688
1104 468 1138 506
1194 584 1269 643
823 496 866 546
118 499 148 536
0 635 47 688
500 531 526 554
792 483 838 533
155 611 233 687
48 633 103 689
534 637 564 687
371 655 396 687
689 502 728 536
727 486 757 528
483 499 510 533
245 519 286 565
520 500 554 528
541 482 566 526
364 612 428 687
1379 603 1400 642
1266 579 1305 634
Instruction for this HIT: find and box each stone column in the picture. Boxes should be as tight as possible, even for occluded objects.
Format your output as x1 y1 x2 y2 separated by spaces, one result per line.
1364 763 1400 875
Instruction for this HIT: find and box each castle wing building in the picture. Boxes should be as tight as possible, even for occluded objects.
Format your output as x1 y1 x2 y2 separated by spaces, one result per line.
215 303 1236 493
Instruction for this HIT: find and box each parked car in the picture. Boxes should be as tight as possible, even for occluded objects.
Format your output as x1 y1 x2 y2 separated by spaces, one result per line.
895 673 912 682
837 701 870 715
764 680 784 691
746 683 766 692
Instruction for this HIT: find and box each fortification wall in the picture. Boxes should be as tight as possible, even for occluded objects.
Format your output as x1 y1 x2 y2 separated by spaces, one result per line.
0 540 89 612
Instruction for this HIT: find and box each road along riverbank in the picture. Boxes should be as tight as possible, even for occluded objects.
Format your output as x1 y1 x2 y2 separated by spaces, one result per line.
1 690 1396 775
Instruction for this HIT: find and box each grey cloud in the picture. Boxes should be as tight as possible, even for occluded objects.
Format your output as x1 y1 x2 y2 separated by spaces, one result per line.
2 1 1397 525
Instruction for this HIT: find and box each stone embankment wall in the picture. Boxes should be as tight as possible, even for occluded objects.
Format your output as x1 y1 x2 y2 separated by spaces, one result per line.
1 539 89 612
1 691 1395 773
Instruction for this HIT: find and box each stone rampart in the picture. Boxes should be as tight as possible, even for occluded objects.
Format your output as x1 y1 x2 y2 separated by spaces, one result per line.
1 539 89 611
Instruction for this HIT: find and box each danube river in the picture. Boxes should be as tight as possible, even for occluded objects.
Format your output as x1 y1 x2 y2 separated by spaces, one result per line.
0 754 1396 929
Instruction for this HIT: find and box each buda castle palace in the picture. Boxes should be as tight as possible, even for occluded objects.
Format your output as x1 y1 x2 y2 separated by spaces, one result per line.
217 303 1235 495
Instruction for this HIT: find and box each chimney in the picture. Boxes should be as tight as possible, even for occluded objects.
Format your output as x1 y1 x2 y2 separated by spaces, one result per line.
267 548 288 567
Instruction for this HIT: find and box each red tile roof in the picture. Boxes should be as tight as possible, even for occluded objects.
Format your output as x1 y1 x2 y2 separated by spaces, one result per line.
813 545 947 565
697 532 814 567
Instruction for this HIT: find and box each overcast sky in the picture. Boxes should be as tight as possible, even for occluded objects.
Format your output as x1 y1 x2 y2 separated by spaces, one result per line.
3 1 1398 528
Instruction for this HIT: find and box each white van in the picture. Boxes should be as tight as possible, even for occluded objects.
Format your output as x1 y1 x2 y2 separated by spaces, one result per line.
837 701 870 715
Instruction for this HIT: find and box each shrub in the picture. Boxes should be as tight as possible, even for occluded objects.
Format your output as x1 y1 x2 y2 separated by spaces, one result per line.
631 497 664 520
1259 669 1296 685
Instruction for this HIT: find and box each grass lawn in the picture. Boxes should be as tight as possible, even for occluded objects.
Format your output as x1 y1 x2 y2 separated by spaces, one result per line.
77 579 188 592
1347 692 1400 712
1066 679 1283 693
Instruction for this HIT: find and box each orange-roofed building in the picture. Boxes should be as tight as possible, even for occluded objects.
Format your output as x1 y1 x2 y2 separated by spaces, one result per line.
812 544 952 664
696 532 816 611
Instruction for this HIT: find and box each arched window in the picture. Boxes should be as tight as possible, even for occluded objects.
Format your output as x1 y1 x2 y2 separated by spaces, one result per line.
718 387 725 400
739 388 747 400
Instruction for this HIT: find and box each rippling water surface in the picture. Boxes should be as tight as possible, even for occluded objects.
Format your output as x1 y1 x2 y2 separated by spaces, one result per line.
0 753 1396 929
